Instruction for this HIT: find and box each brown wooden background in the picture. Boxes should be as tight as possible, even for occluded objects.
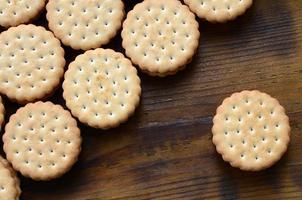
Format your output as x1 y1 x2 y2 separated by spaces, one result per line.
1 0 302 199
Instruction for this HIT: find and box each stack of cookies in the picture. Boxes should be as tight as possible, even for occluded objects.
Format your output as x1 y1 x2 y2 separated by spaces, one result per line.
0 0 293 199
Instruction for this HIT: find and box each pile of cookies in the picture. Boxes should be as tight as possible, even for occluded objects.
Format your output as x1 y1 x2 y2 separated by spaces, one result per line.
0 0 291 199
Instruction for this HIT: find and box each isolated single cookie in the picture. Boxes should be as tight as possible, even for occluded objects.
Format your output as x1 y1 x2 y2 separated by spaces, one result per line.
0 96 4 130
184 0 253 22
0 156 20 200
3 102 82 181
0 24 65 104
0 0 46 27
63 48 141 129
212 90 290 171
46 0 124 50
0 156 21 200
122 0 200 77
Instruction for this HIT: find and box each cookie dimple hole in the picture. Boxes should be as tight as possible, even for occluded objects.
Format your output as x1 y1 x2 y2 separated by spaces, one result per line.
229 144 234 148
275 123 279 128
212 7 216 11
224 131 228 135
240 154 244 158
227 5 231 10
236 130 240 134
260 100 264 106
255 156 259 160
242 140 245 144
232 105 236 110
262 137 266 142
267 149 272 154
253 144 257 149
264 125 267 130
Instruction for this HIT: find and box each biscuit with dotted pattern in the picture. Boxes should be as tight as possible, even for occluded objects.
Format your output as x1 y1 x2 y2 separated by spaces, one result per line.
212 90 290 171
184 0 253 22
0 156 20 200
63 48 141 129
0 156 21 200
121 0 200 77
3 101 82 181
0 24 65 104
0 0 46 27
46 0 125 50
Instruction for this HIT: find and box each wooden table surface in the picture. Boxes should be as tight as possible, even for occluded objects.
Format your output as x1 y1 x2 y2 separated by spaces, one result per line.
1 0 302 199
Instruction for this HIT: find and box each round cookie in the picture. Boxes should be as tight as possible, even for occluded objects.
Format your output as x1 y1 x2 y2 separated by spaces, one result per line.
63 48 141 129
0 24 65 104
0 156 20 200
121 0 200 77
0 0 46 27
46 0 125 50
0 96 4 130
212 90 290 171
3 102 82 181
0 156 21 200
184 0 253 23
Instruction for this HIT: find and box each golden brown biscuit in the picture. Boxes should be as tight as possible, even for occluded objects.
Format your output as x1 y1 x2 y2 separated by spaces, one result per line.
212 90 290 171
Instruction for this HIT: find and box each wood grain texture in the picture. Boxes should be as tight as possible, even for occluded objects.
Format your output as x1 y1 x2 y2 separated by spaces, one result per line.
1 0 302 199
